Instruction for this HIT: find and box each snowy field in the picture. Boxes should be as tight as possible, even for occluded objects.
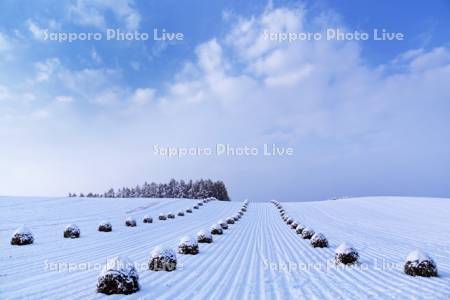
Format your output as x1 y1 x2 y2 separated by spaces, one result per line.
1 196 450 299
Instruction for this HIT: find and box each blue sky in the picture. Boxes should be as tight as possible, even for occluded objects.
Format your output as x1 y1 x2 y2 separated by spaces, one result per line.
1 0 450 201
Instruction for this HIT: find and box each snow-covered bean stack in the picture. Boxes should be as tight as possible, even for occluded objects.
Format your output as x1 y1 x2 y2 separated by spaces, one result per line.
218 219 228 230
143 215 153 223
335 242 359 265
177 211 185 216
197 229 213 243
167 212 175 219
98 221 112 232
310 233 328 248
96 256 139 295
178 236 199 255
63 224 80 238
10 226 34 246
149 246 177 272
211 224 223 235
404 250 438 277
295 224 305 234
125 216 137 227
301 228 315 239
159 213 167 220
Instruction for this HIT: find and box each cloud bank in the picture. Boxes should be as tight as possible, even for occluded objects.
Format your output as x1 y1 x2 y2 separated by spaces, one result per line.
1 4 449 201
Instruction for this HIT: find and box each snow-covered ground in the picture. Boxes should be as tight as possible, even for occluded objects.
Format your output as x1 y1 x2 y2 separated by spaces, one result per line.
1 196 449 299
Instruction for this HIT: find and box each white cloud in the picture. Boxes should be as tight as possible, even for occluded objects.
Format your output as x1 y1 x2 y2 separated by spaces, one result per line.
27 19 61 40
92 88 124 106
264 64 314 87
59 67 120 92
55 95 73 103
196 39 227 74
130 88 155 106
408 47 450 72
68 0 141 30
34 58 61 82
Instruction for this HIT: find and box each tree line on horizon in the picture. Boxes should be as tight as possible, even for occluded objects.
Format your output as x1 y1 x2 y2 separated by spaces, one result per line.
68 179 230 201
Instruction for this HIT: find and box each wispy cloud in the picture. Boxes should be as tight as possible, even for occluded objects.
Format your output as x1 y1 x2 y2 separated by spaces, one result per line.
68 0 141 31
26 19 61 40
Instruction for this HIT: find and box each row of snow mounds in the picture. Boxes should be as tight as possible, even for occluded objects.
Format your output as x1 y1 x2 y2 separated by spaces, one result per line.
96 199 250 295
127 198 215 224
270 200 439 278
9 197 218 245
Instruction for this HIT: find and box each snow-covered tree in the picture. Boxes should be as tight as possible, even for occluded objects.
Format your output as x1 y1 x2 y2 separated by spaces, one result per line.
75 179 230 201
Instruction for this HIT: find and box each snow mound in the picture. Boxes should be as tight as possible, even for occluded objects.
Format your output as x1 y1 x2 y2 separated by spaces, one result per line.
125 217 137 227
178 235 199 255
10 225 34 245
335 242 359 265
63 224 80 238
211 224 223 235
218 219 228 230
295 224 305 234
301 228 315 239
310 233 328 248
98 221 112 232
149 245 177 271
404 250 438 277
197 229 213 243
143 215 153 223
96 256 139 295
